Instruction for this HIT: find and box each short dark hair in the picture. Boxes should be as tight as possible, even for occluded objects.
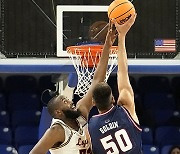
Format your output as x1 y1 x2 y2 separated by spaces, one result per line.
92 82 112 111
47 95 59 118
169 145 180 154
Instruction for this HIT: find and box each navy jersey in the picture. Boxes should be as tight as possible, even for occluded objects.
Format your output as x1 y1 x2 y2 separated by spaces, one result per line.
88 105 143 154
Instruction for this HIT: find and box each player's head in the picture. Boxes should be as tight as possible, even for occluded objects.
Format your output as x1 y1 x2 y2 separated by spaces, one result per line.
47 95 81 120
92 82 115 111
169 145 180 154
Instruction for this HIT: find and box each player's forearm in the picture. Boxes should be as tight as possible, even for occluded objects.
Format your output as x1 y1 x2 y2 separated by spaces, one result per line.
93 43 110 82
117 35 132 91
117 35 128 73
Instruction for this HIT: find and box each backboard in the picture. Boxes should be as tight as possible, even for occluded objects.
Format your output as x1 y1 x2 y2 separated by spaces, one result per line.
56 2 179 59
57 5 109 57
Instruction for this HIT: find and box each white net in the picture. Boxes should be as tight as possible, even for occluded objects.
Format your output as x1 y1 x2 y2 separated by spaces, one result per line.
67 46 117 98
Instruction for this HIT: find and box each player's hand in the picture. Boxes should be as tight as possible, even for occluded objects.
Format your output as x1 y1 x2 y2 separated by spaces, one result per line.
104 20 117 47
113 13 137 37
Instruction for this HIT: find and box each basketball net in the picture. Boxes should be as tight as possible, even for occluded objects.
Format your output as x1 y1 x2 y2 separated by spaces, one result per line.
67 45 117 98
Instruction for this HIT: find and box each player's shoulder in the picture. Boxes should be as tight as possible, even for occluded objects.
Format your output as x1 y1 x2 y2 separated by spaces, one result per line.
89 105 124 122
50 122 64 133
44 122 66 143
89 106 117 122
50 119 66 133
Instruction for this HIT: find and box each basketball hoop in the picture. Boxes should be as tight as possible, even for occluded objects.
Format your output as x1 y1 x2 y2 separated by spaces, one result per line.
67 45 118 98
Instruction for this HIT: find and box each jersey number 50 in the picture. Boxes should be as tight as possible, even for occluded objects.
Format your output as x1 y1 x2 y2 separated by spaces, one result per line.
100 129 132 153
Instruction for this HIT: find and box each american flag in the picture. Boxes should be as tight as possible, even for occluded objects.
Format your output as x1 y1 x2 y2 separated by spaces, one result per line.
154 39 176 52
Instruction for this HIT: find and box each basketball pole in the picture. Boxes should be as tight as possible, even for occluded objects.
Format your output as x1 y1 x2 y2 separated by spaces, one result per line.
57 74 75 100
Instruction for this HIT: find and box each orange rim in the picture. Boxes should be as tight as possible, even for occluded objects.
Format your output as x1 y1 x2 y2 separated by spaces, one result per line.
66 45 117 67
67 45 117 56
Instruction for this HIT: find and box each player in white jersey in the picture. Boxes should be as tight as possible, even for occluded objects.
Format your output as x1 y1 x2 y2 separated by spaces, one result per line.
30 21 117 154
49 117 91 154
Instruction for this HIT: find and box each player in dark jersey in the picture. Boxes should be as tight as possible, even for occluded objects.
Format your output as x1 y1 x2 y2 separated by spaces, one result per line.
88 13 143 154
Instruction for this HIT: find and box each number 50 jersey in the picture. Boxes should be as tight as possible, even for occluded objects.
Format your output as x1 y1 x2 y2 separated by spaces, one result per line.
88 105 143 154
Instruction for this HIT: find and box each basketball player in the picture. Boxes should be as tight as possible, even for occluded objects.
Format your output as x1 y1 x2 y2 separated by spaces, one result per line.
30 21 117 154
88 13 143 154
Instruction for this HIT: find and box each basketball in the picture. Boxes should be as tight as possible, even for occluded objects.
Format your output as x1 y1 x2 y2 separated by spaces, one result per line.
88 21 108 44
108 0 135 25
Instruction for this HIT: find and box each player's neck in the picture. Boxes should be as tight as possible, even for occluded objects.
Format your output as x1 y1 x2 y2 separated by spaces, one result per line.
64 118 80 131
98 104 114 114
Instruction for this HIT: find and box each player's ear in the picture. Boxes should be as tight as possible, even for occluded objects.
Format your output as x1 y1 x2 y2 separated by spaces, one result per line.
92 98 96 106
111 95 115 104
55 109 62 116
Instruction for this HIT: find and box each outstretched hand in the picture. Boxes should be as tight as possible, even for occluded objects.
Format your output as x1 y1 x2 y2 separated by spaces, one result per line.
113 13 137 37
104 20 118 47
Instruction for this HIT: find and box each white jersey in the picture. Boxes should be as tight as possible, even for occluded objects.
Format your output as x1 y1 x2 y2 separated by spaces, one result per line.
49 116 92 154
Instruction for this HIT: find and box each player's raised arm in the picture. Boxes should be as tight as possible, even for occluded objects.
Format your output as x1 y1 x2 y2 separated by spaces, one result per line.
77 21 117 120
114 14 139 123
